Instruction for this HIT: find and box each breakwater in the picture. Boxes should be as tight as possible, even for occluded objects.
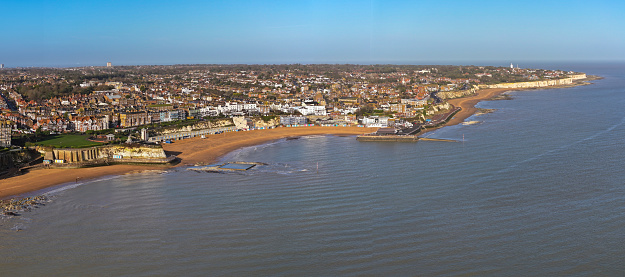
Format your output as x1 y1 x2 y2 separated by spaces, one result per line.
189 161 266 172
356 135 419 142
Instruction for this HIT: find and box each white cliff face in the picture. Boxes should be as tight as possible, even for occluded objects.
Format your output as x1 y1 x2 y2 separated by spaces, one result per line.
438 87 478 99
439 75 587 99
37 145 168 163
98 145 167 159
232 116 280 129
159 119 233 134
480 75 587 89
251 118 279 128
426 102 451 115
233 116 248 129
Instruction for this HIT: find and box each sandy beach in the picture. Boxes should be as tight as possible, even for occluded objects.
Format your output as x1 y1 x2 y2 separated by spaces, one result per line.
446 88 513 125
0 127 376 199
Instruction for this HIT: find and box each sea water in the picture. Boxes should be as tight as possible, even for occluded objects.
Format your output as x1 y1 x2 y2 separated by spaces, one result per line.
1 63 625 276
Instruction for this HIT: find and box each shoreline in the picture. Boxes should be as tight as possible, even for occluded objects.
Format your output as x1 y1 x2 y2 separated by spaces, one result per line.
0 77 598 199
429 76 599 130
0 127 376 199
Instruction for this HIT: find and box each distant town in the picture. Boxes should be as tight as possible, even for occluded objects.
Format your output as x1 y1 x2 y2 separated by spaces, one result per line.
0 63 585 148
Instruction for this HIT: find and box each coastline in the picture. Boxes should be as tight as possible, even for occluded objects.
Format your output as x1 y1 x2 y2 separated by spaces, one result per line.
430 76 600 129
0 77 598 199
445 88 516 126
0 126 376 199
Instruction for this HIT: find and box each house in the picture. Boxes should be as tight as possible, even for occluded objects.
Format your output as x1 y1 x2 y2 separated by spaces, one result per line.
119 112 151 127
34 117 71 132
71 116 108 132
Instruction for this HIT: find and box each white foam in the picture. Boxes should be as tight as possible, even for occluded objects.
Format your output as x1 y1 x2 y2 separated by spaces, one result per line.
44 175 123 196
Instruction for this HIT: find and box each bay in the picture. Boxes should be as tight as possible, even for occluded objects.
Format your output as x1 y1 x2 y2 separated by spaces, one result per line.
1 63 624 276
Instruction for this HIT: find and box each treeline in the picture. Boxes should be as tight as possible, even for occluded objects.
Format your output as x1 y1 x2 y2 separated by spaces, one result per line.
16 83 114 101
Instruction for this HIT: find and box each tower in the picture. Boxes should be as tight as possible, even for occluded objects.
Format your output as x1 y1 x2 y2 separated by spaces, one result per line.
140 128 149 141
107 62 112 67
0 64 4 69
510 63 514 69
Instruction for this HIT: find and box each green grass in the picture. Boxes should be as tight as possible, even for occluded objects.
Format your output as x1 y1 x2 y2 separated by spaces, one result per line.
29 134 103 148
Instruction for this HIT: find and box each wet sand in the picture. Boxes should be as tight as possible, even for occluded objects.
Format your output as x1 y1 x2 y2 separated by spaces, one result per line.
0 126 376 199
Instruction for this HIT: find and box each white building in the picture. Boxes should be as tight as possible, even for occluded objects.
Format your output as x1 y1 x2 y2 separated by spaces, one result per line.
199 106 219 117
361 116 389 128
280 116 307 126
296 105 327 116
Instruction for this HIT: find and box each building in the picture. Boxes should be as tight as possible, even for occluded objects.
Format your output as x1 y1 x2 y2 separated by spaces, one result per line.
140 128 149 141
0 64 4 69
71 116 108 132
119 112 151 127
34 117 71 133
401 97 429 107
361 116 389 128
296 105 327 116
0 121 11 147
107 62 112 67
280 115 307 126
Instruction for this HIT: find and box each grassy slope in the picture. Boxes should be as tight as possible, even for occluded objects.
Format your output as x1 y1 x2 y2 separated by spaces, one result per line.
31 134 103 148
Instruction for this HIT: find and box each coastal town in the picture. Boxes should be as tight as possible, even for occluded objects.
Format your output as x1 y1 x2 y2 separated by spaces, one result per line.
0 63 591 202
0 63 586 144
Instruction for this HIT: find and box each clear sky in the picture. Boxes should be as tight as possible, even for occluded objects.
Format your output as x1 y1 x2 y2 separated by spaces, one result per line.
2 0 624 67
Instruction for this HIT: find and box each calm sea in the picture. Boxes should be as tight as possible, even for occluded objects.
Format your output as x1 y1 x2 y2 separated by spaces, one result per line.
2 63 624 276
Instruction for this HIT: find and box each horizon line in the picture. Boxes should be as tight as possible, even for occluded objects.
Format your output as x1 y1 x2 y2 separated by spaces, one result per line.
2 59 625 69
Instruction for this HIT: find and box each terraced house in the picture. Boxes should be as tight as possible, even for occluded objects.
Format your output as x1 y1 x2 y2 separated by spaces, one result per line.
71 116 109 132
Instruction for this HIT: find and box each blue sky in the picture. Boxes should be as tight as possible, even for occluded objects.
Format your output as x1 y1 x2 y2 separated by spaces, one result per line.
2 0 624 67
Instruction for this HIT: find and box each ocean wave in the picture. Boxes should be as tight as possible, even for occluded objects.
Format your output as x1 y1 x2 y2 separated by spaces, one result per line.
44 174 123 196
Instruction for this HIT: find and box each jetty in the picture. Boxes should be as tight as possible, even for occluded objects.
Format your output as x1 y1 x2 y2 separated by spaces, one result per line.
356 135 419 142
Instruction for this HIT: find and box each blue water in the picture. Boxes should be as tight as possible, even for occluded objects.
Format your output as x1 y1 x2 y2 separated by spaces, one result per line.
1 63 625 276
